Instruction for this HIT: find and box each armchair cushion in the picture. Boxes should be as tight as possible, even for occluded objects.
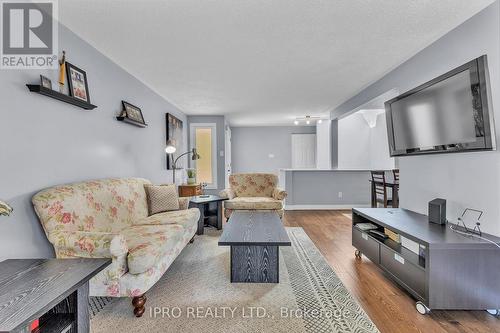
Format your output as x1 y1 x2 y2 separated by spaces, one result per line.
121 224 184 274
224 197 283 210
144 184 179 215
219 188 236 200
272 188 287 200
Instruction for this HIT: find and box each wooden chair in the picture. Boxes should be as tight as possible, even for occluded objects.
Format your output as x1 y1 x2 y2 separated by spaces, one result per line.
371 171 393 208
392 169 400 183
392 169 400 207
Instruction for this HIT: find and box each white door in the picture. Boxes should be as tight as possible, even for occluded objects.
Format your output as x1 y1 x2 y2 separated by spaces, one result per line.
225 126 232 187
291 133 317 169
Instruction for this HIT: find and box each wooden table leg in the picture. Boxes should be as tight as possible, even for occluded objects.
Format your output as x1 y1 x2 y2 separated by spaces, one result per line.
217 201 223 230
230 245 279 283
75 283 90 332
191 203 204 235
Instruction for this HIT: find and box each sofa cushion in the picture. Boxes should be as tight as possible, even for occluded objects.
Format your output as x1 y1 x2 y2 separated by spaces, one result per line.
144 184 179 215
224 197 283 210
121 224 184 274
133 208 199 228
229 173 278 197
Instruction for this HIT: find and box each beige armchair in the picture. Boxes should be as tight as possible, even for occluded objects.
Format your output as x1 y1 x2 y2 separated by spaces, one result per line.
220 173 287 219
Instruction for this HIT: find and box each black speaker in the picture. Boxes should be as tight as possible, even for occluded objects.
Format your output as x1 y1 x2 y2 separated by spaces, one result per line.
428 198 446 225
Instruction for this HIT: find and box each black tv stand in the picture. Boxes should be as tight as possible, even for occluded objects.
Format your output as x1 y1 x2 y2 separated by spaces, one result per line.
352 208 500 314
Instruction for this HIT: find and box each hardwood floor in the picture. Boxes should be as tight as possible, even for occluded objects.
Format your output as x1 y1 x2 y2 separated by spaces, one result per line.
282 210 500 333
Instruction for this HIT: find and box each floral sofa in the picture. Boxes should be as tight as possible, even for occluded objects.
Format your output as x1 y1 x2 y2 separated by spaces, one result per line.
32 178 200 317
219 173 287 219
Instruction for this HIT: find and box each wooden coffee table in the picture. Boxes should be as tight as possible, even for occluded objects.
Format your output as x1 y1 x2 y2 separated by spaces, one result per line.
218 211 291 283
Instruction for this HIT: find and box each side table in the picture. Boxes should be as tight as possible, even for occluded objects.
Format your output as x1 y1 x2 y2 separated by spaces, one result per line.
189 195 228 235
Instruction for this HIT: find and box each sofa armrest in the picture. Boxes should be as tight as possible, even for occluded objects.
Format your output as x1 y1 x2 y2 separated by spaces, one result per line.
48 230 129 281
219 188 236 199
48 230 128 258
178 197 190 210
272 188 288 200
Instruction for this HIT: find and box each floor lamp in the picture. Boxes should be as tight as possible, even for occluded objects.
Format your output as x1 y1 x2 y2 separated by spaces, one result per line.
165 140 200 184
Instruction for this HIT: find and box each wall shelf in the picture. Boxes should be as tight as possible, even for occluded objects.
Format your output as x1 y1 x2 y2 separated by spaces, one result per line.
116 116 148 128
26 84 97 110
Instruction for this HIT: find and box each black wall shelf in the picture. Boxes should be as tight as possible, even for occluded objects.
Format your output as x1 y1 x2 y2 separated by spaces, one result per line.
116 116 148 128
26 84 97 110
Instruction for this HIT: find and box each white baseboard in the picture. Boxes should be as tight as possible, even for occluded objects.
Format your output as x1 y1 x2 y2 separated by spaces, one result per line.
284 204 371 211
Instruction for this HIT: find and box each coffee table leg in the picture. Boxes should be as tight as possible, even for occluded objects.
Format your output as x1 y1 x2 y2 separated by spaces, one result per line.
230 245 279 283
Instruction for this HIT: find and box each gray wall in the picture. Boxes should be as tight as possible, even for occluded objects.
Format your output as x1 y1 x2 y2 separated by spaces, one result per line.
333 2 500 236
0 24 187 260
187 115 226 194
231 126 316 175
282 170 371 208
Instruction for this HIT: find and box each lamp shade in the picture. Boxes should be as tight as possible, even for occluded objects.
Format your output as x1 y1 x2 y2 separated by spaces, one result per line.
165 140 177 154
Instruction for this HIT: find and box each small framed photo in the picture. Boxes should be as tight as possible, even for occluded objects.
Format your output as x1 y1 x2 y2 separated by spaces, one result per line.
122 101 146 125
40 75 52 89
66 62 91 103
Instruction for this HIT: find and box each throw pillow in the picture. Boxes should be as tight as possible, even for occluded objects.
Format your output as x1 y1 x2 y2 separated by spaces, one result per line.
144 184 179 215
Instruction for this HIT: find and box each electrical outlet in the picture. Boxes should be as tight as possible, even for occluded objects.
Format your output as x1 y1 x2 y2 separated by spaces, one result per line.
268 153 275 159
338 192 343 199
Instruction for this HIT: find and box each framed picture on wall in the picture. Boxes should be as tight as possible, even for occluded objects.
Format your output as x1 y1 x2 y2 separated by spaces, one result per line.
122 101 146 125
66 62 91 104
166 113 183 170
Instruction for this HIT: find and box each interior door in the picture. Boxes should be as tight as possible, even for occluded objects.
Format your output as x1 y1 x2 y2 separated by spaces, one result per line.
291 133 317 169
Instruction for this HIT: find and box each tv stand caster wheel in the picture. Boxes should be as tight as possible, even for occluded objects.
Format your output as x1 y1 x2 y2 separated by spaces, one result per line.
355 250 362 259
416 302 430 315
487 309 500 317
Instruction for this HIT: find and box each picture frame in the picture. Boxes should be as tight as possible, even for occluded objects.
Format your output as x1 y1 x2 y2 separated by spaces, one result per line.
40 75 52 90
166 113 184 170
122 101 146 125
66 62 91 104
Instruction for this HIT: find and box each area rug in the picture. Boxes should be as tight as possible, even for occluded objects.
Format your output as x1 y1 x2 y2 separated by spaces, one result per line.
91 228 379 333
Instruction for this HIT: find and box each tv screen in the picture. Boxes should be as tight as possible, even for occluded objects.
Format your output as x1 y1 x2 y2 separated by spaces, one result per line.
385 55 495 156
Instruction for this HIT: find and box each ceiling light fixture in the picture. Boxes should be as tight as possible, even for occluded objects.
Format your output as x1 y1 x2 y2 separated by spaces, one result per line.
293 115 327 125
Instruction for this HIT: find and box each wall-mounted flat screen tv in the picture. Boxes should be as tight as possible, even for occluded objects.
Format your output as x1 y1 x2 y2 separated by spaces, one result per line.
385 55 495 157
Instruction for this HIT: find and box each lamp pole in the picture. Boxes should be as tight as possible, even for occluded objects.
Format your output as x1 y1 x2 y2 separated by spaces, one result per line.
169 148 200 185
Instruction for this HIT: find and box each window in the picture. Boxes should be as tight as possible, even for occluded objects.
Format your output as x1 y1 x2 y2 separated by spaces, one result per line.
190 123 217 189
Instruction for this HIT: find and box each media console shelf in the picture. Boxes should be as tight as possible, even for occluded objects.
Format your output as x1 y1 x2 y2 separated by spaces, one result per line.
352 208 500 315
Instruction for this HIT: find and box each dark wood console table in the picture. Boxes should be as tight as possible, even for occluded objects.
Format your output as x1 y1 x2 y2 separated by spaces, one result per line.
0 258 110 333
352 208 500 315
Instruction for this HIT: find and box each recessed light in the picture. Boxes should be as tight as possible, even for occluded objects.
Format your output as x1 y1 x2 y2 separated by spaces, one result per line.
294 120 299 125
318 119 323 124
306 120 310 125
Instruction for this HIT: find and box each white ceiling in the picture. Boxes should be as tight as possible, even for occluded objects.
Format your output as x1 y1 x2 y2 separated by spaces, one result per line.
59 0 495 126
